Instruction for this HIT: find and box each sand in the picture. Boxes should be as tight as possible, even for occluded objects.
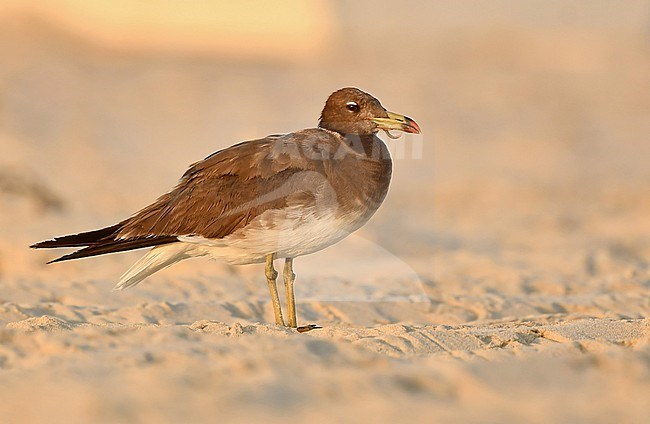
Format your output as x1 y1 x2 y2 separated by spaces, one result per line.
1 314 648 423
1 1 650 423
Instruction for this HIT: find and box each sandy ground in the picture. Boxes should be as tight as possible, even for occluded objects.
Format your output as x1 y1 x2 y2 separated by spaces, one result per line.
1 1 650 423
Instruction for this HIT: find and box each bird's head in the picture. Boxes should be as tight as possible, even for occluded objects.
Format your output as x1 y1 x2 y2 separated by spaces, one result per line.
318 87 421 137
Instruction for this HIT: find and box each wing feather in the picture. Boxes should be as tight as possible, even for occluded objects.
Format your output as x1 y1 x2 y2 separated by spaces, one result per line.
117 129 343 240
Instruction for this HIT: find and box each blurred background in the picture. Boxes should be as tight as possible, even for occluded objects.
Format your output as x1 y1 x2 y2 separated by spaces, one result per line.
1 2 650 423
0 0 649 321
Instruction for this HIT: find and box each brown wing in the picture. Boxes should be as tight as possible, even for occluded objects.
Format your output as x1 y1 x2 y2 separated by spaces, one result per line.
116 129 342 240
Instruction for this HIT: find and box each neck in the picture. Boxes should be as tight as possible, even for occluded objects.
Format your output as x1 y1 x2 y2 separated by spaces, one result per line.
342 133 390 160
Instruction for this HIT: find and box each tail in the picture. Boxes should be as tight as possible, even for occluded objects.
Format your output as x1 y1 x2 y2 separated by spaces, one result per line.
31 224 178 263
113 243 193 290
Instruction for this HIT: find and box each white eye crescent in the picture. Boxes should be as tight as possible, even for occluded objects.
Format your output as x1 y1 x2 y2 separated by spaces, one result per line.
345 101 360 112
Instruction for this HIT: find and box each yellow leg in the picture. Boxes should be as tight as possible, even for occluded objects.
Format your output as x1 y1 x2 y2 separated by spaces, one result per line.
265 254 285 326
283 258 297 328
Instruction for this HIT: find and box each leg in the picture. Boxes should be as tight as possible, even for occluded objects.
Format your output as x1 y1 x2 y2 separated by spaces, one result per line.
283 258 297 328
265 254 285 326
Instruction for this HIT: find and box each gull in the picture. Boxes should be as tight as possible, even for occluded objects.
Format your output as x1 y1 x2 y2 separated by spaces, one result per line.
31 87 421 331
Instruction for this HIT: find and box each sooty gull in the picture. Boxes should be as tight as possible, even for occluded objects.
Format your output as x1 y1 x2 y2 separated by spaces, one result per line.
31 87 421 331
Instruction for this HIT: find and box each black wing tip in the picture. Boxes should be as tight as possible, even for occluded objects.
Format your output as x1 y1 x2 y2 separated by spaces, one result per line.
46 256 64 264
30 238 82 249
31 240 56 249
38 236 180 264
30 224 123 250
46 252 81 264
40 247 110 265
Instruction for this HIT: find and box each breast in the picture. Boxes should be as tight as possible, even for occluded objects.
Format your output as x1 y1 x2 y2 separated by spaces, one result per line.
332 135 393 223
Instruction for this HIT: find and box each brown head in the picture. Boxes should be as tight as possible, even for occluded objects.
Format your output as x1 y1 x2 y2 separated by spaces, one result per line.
318 87 421 136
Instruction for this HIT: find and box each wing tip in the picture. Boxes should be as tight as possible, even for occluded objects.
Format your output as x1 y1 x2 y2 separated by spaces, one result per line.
31 240 55 249
45 252 79 264
30 224 123 250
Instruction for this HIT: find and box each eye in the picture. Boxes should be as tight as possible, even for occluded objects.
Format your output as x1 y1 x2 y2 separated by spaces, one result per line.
345 101 360 112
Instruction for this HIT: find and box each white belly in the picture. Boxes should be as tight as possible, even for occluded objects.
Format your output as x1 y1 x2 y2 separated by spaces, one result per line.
178 206 370 265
